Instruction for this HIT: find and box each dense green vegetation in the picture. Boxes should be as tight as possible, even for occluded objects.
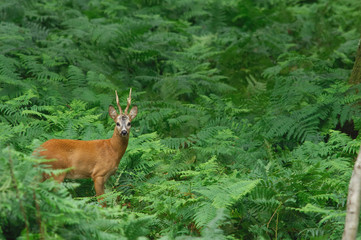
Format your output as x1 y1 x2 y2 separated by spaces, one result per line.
1 0 361 239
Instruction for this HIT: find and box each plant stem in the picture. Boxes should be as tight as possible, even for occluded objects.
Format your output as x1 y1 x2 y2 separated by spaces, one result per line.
8 147 29 240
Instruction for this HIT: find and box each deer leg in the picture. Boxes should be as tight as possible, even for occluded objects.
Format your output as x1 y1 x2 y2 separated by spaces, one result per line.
52 173 66 183
42 172 49 181
42 172 66 183
93 176 106 207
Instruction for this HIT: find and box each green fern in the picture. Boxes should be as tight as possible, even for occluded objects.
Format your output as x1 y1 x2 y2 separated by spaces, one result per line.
1 0 361 239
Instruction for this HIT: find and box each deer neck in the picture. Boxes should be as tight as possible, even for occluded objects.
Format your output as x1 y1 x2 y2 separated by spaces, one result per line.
110 127 129 162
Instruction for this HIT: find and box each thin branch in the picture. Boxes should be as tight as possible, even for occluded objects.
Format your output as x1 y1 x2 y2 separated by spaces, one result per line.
267 202 282 229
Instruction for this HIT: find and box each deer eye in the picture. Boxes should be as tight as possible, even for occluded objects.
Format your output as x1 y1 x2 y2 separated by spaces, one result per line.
127 122 131 126
116 122 120 127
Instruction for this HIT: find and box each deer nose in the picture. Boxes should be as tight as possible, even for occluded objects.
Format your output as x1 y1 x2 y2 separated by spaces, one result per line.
121 130 128 136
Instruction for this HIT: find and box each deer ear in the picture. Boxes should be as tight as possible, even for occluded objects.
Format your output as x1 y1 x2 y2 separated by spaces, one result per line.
129 106 138 120
108 105 118 121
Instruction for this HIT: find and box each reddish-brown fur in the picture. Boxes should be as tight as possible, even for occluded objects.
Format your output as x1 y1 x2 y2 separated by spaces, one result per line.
37 90 137 206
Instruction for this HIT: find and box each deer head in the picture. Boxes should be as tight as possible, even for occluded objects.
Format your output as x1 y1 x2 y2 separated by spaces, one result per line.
108 89 138 137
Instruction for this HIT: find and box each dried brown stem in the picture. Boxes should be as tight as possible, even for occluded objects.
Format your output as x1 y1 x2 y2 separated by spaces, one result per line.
267 202 282 229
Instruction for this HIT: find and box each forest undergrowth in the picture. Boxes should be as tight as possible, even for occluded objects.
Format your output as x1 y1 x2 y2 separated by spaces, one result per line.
1 0 361 239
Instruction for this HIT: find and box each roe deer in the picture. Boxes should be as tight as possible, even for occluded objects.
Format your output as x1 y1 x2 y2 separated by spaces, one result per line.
38 89 137 205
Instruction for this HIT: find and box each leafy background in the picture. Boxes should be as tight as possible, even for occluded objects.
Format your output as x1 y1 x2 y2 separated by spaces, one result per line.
1 0 361 239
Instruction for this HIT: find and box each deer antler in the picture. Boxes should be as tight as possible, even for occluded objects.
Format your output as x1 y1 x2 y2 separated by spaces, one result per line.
115 90 122 114
124 88 132 114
